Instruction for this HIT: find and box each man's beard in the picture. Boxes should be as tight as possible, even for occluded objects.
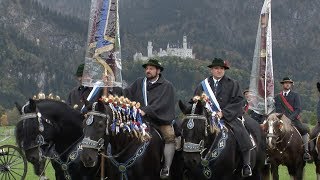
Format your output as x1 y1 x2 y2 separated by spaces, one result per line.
146 73 157 80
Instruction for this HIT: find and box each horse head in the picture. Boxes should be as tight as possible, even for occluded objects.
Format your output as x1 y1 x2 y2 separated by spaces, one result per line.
15 99 54 176
179 98 216 169
81 100 112 167
263 113 291 149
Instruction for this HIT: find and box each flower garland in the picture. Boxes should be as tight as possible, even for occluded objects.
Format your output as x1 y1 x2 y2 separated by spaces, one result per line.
101 95 151 142
192 93 224 132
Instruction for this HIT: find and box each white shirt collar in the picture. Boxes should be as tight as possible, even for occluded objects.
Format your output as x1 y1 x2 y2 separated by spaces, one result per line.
283 89 291 95
212 77 221 84
149 76 159 84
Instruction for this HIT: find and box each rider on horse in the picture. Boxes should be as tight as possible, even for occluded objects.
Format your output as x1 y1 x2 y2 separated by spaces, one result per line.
274 77 312 161
310 82 320 152
194 58 254 177
123 58 176 179
67 63 92 111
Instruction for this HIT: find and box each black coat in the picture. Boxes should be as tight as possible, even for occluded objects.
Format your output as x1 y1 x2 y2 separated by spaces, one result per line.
124 75 175 125
274 91 301 121
194 75 244 122
194 75 253 151
67 86 92 111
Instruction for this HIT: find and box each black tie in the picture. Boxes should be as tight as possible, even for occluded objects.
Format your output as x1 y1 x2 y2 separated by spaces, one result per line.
214 81 218 95
284 92 287 97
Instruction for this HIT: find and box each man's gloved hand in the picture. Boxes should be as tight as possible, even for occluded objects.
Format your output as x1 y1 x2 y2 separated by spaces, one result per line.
317 82 320 92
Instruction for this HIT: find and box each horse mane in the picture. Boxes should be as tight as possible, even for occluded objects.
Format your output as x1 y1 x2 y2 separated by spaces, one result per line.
15 99 83 148
268 113 292 132
36 99 81 119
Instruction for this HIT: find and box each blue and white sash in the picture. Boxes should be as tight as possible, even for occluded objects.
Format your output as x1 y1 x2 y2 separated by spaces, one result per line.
142 77 148 106
201 78 221 112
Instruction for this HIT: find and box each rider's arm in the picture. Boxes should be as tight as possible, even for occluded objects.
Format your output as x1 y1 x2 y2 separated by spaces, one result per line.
221 81 244 122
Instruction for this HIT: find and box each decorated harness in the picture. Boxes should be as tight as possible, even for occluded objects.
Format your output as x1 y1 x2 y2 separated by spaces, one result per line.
82 95 152 180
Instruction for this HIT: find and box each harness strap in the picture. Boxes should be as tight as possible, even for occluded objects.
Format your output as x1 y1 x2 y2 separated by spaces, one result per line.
106 141 150 180
200 129 228 179
46 143 83 180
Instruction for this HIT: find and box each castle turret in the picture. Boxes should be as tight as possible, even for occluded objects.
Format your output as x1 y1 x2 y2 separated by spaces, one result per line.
183 35 187 50
147 41 153 57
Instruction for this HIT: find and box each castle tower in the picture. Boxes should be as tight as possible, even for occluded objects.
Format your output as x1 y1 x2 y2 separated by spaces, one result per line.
147 41 153 57
183 35 187 50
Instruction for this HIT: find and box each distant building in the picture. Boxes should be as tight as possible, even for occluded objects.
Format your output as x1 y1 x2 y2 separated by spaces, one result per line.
133 35 195 61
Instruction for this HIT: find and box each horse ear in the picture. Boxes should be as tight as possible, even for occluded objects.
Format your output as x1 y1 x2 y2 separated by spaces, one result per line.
15 102 23 114
278 120 284 131
260 120 267 132
97 100 105 112
29 98 36 111
179 100 187 114
276 113 283 119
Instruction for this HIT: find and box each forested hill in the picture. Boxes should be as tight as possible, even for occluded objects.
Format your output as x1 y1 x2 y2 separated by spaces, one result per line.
0 0 319 118
36 0 320 77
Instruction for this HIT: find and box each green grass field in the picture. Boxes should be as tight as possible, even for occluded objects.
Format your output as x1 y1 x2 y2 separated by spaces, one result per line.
0 126 317 179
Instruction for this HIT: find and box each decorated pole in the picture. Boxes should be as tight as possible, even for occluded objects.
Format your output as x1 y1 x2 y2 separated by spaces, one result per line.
82 0 122 105
249 0 274 116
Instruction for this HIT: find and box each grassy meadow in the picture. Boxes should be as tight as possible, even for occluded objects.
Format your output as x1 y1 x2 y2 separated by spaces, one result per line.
0 126 317 180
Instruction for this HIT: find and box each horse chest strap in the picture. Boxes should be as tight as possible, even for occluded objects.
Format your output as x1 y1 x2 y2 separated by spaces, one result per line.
107 141 150 179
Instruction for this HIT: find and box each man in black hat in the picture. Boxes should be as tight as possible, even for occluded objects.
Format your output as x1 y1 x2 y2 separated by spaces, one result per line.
124 58 176 179
194 58 254 177
67 64 92 111
274 77 311 161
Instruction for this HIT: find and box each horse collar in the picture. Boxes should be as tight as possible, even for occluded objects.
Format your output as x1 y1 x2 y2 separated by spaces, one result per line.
199 129 228 179
47 143 83 180
106 141 150 180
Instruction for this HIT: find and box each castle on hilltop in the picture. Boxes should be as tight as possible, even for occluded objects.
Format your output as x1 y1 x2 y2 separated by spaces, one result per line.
133 35 195 61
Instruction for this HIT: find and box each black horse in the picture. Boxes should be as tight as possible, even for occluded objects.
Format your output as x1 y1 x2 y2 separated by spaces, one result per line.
261 113 306 180
15 99 98 180
80 99 183 180
179 99 266 180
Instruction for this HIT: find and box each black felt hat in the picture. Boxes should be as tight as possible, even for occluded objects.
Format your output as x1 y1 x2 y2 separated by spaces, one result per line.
207 58 230 69
142 58 164 71
76 63 84 77
280 77 294 84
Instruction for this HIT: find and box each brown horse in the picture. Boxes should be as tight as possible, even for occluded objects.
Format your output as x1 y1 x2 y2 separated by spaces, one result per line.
262 113 305 180
310 125 320 180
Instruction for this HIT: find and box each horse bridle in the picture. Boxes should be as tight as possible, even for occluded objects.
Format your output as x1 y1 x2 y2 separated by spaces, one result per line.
266 118 294 152
81 111 107 151
182 102 209 153
19 102 53 153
